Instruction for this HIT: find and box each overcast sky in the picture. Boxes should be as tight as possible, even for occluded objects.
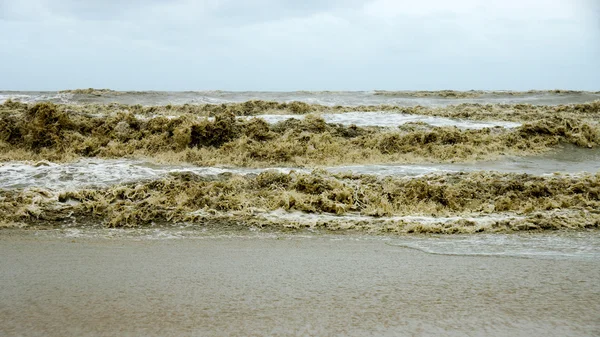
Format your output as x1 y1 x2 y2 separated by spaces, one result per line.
1 0 598 91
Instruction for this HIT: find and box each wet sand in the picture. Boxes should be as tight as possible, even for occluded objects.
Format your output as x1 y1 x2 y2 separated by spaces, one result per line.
1 232 599 337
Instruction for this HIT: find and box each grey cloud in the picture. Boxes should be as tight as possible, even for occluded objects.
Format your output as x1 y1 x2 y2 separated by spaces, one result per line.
48 0 158 20
0 0 598 90
0 0 367 23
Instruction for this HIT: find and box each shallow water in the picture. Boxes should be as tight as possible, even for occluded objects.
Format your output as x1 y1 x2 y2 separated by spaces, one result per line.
386 231 600 260
25 227 600 260
2 90 599 107
329 145 600 176
0 159 302 190
248 111 521 129
1 231 599 336
1 146 597 190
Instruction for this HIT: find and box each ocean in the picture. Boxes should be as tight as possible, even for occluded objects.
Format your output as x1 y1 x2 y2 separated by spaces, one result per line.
1 90 599 336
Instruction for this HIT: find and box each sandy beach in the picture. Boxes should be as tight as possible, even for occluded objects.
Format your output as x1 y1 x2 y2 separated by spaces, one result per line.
1 231 599 337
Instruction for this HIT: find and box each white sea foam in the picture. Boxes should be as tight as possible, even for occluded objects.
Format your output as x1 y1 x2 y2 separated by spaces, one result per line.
0 92 73 104
1 146 598 190
258 209 521 226
246 112 521 129
0 159 306 190
137 112 519 129
386 232 600 260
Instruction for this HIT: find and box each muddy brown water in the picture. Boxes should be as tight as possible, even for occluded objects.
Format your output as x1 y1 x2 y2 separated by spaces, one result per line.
1 231 599 337
2 90 600 107
1 145 598 190
1 91 600 336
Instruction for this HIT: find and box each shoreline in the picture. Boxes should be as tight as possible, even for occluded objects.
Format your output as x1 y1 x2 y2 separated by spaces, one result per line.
1 232 598 336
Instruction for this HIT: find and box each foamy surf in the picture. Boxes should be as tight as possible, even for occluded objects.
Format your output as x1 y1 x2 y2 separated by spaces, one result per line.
385 232 600 260
0 159 306 190
258 209 524 227
1 146 597 190
139 112 520 129
2 90 600 107
21 227 600 260
246 112 522 129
